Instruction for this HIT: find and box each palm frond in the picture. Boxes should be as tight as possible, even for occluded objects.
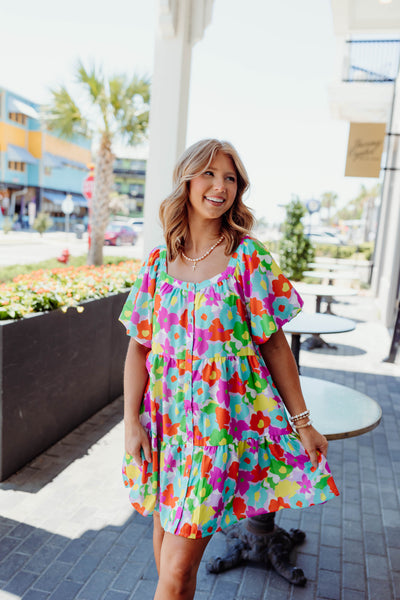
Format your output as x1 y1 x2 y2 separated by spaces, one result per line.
76 60 105 103
123 110 150 145
109 73 150 142
126 74 151 104
109 75 126 117
44 86 89 138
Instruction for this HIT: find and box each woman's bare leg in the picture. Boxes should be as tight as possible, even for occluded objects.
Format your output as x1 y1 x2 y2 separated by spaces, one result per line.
153 512 165 575
153 531 211 600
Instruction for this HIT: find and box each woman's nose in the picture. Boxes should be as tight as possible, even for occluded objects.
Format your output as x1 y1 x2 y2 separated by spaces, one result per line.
213 178 226 191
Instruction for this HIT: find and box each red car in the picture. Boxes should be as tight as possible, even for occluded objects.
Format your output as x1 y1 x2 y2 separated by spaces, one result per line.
104 222 138 246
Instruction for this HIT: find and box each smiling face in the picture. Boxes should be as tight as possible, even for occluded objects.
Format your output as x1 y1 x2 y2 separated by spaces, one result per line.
187 151 238 224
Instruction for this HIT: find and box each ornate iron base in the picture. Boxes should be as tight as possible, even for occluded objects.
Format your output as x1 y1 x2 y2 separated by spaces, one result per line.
206 513 307 586
302 334 337 351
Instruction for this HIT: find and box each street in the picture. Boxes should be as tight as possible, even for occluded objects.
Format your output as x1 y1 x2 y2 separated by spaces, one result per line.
0 230 144 267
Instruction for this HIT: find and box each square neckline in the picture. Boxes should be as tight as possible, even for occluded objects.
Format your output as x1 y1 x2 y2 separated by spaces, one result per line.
160 240 244 289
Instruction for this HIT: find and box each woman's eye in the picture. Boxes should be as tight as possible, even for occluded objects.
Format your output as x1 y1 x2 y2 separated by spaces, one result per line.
204 170 214 176
226 176 236 182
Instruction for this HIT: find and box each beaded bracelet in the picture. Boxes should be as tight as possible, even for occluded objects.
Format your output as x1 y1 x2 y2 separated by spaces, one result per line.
290 409 310 423
294 420 313 430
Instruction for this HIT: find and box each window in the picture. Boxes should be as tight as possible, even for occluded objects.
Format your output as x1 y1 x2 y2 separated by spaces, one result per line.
129 183 144 196
8 112 27 125
8 161 26 172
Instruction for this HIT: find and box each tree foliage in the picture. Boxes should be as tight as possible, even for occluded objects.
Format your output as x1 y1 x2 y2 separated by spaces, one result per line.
33 212 54 236
279 197 315 281
320 191 338 225
335 184 380 221
44 60 150 265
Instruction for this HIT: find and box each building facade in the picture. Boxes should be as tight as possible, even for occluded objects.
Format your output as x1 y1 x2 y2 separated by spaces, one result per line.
0 87 91 230
328 0 400 330
113 157 146 216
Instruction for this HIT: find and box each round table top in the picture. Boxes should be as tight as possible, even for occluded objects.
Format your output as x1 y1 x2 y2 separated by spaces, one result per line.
294 283 358 298
299 376 382 440
308 262 355 271
303 270 358 280
283 312 356 335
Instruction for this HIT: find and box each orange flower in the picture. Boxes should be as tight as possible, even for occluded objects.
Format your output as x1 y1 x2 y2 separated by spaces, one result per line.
269 443 284 461
272 273 293 298
215 407 230 430
249 296 266 317
180 522 199 538
209 318 232 342
202 362 222 386
328 476 339 495
268 497 290 512
201 455 213 478
179 309 189 328
250 411 271 434
228 461 239 480
243 250 260 274
137 319 152 341
228 372 247 394
232 497 247 519
163 414 179 436
161 483 178 508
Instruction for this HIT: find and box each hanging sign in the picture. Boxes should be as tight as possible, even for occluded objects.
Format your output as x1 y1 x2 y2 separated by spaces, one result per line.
345 122 386 178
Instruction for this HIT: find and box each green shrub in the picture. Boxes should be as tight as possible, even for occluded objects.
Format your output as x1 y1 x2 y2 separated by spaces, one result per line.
33 212 54 236
2 215 17 234
356 242 374 261
279 198 315 280
313 242 374 261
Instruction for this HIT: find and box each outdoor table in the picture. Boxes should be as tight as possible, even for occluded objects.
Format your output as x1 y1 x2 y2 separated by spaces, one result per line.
308 262 355 271
283 312 356 371
294 283 358 313
207 377 382 585
303 270 359 285
299 376 382 439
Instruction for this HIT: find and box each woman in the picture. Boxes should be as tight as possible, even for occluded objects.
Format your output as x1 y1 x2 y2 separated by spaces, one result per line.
120 139 339 600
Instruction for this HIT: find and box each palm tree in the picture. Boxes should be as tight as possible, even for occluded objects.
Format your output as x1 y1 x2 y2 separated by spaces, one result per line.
45 61 150 265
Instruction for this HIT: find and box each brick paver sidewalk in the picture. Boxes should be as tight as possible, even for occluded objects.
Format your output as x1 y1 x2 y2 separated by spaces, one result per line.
0 293 399 599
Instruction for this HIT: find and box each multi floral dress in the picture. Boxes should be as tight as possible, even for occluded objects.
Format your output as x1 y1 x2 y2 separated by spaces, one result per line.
119 236 339 539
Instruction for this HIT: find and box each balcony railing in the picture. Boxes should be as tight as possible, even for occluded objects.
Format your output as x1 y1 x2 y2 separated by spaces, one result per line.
343 39 400 83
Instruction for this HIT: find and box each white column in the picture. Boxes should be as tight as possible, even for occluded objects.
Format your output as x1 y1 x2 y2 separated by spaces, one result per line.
143 0 214 254
371 76 400 327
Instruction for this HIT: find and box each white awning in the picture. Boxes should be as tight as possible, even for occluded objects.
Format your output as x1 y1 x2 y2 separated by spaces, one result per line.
8 98 39 120
7 144 38 165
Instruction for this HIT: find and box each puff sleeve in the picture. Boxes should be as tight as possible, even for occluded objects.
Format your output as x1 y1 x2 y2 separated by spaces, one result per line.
118 247 161 347
241 238 303 345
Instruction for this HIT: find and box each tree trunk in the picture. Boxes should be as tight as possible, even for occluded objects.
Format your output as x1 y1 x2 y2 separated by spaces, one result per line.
87 134 115 266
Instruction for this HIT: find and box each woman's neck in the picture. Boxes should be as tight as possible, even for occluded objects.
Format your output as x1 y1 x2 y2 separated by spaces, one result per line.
185 223 222 255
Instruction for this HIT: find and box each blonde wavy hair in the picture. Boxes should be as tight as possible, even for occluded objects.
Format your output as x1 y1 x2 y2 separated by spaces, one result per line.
159 139 254 261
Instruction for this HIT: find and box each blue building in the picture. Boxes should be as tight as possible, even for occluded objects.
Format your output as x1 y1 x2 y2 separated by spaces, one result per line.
0 87 91 230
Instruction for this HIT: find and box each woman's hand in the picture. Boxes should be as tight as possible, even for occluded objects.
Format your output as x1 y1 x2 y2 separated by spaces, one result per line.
297 426 328 469
125 421 151 467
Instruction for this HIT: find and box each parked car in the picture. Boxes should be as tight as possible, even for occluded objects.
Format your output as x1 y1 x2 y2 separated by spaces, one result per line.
128 218 144 234
104 222 138 246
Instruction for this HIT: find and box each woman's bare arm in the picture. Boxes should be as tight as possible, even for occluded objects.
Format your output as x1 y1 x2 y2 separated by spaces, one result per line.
259 328 328 468
124 337 152 465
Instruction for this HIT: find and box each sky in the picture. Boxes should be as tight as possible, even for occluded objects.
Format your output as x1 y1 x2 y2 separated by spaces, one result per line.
1 0 381 224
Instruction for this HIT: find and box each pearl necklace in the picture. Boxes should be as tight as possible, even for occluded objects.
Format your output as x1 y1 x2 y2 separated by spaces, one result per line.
181 235 224 271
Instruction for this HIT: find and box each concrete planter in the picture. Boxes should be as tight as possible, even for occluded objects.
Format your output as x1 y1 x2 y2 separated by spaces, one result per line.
0 291 129 481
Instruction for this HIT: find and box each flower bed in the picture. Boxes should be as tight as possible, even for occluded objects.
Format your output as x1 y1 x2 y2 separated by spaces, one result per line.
0 260 141 481
0 260 141 320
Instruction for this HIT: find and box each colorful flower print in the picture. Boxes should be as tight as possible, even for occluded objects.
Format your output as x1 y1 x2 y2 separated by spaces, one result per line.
120 236 339 538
